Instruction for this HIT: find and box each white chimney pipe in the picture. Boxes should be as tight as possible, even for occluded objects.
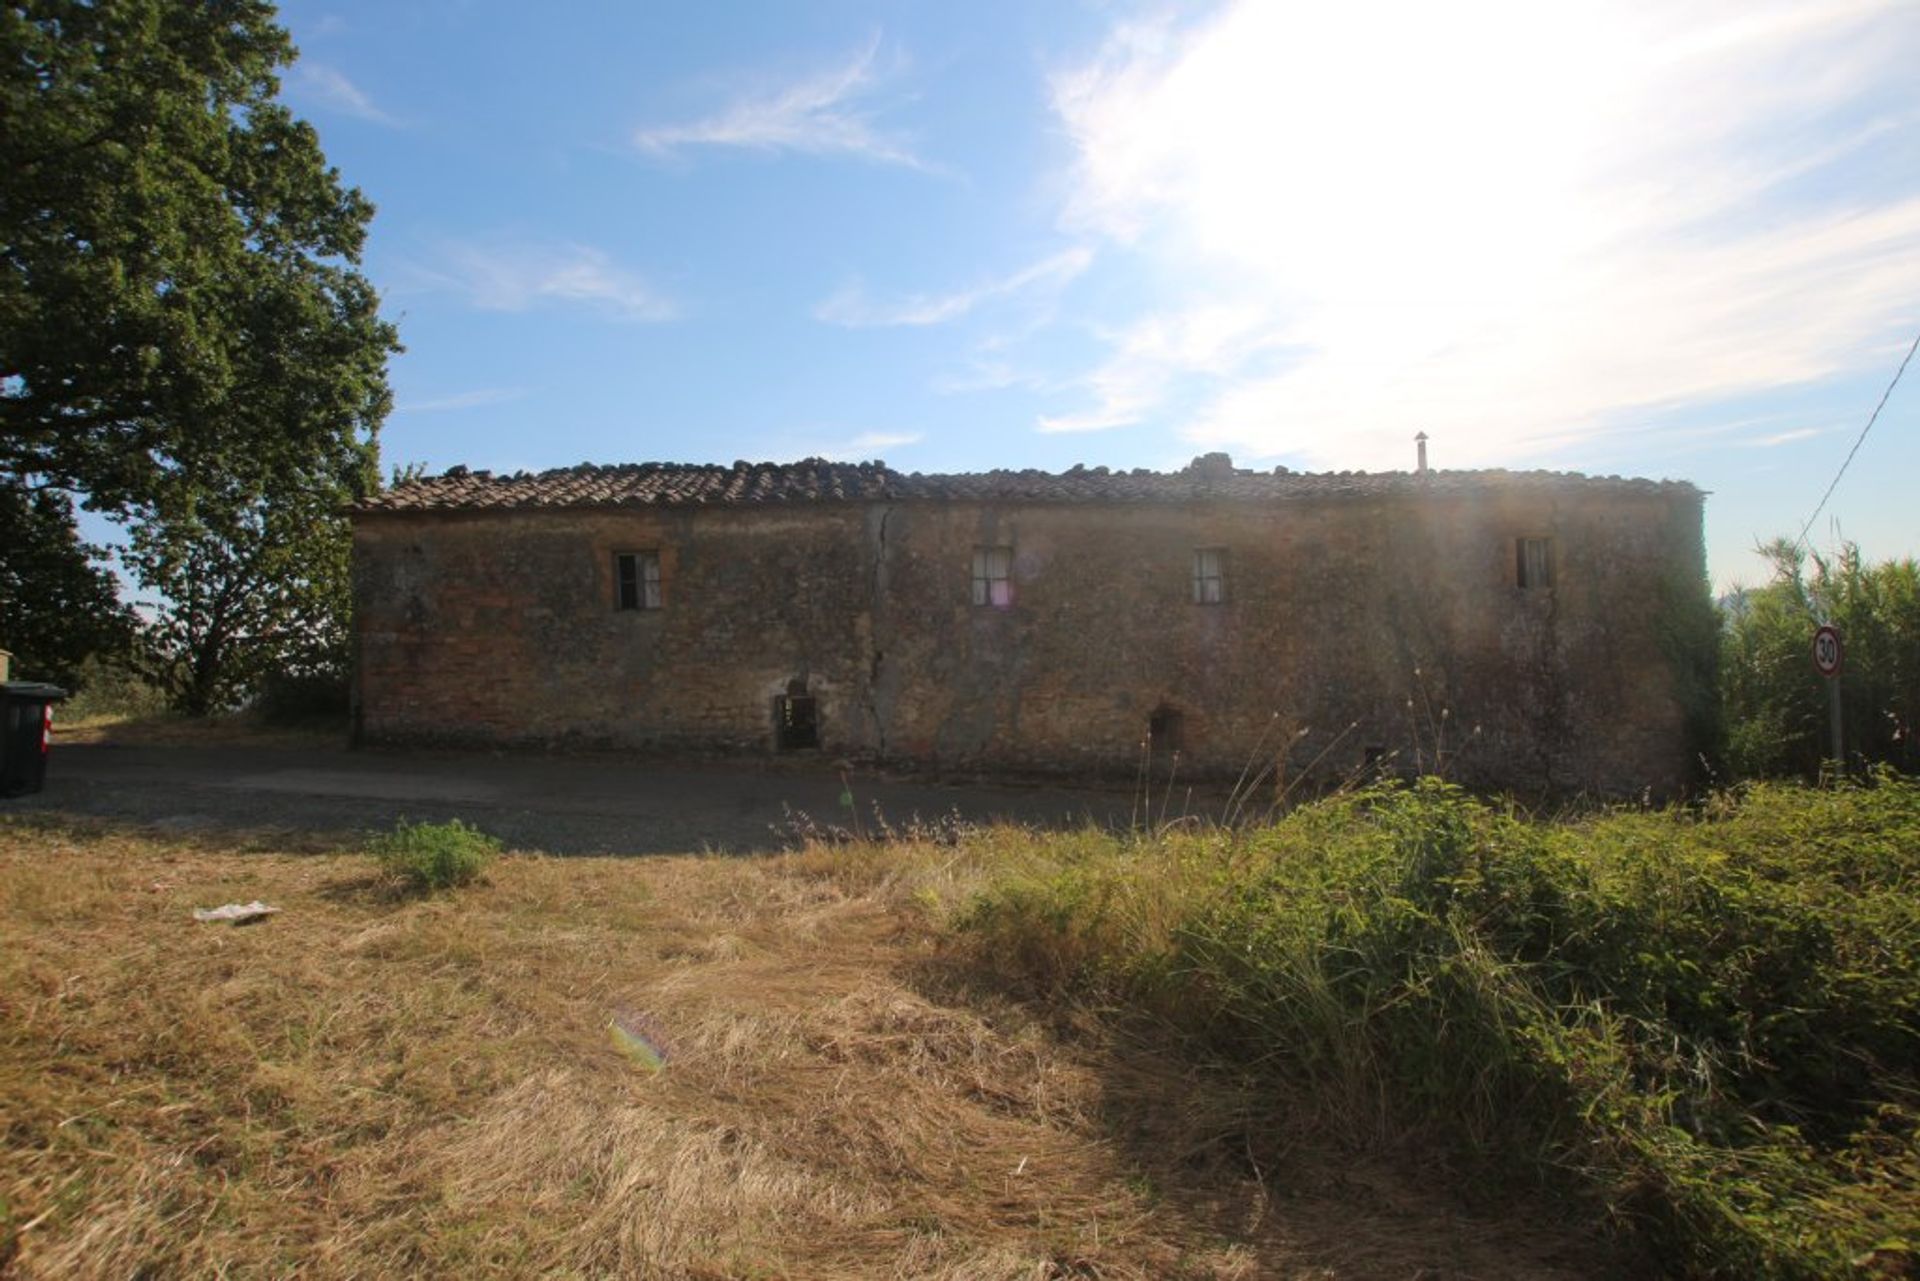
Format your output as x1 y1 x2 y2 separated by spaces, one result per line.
1415 431 1429 474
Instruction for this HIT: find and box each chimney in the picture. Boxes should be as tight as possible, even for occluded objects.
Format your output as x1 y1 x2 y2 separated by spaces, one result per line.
1188 451 1235 480
1415 432 1429 475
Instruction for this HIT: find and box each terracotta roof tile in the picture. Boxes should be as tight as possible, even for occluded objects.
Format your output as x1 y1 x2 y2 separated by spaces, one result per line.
354 455 1700 514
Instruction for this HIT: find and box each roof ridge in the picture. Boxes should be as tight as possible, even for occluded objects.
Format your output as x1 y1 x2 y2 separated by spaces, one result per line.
356 456 1700 514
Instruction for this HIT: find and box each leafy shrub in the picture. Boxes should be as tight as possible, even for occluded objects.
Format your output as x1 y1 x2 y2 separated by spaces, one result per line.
57 655 169 721
367 819 500 890
1722 541 1920 777
953 774 1920 1277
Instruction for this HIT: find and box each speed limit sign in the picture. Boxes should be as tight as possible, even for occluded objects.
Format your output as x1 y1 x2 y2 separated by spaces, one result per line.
1812 624 1844 678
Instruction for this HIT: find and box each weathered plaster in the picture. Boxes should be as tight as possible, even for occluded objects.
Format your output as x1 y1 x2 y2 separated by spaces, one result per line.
352 483 1708 796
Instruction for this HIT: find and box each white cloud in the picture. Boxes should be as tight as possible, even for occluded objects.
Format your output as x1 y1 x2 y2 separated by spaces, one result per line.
816 247 1094 328
844 430 921 451
804 430 924 460
1746 427 1828 448
1042 0 1920 467
292 63 395 125
634 36 926 169
932 358 1039 395
414 238 675 321
398 387 528 414
1038 303 1280 433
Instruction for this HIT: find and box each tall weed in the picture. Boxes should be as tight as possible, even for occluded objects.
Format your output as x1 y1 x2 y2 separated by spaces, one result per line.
952 774 1920 1276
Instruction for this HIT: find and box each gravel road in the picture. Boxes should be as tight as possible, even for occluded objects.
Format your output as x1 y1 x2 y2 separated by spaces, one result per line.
9 741 1137 854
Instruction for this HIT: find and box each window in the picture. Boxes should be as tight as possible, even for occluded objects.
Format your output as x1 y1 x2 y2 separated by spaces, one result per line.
1192 547 1226 604
615 551 661 610
1516 537 1553 590
972 545 1012 608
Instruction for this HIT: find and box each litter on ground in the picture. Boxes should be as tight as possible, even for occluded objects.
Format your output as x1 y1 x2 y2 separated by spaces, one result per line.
192 901 281 925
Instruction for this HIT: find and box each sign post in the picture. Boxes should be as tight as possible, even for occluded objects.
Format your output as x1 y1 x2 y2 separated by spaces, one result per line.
1812 624 1844 770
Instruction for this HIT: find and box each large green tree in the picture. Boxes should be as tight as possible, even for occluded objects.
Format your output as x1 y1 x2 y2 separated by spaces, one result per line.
123 456 366 716
0 479 132 685
2 0 397 700
1722 541 1920 777
1 0 396 508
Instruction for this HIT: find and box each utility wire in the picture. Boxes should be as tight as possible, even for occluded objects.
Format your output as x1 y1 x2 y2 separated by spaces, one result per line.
1794 324 1920 555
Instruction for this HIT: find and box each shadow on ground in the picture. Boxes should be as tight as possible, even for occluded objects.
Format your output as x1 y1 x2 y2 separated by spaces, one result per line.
12 741 1140 855
897 955 1633 1280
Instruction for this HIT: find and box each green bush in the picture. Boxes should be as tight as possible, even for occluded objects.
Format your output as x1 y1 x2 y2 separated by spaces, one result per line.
56 655 169 721
366 819 500 890
953 775 1920 1277
1722 541 1920 778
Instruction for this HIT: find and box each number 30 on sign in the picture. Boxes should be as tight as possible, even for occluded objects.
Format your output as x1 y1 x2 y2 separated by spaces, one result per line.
1812 624 1844 678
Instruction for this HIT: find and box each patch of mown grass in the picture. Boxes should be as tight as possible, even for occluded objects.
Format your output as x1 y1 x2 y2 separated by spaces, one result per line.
949 773 1920 1278
9 819 1576 1278
367 818 500 891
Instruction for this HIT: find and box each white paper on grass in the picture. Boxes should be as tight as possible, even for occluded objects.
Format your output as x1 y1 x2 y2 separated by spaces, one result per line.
192 901 281 924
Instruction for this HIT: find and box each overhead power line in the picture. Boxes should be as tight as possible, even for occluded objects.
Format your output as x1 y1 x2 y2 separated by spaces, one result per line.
1794 324 1920 555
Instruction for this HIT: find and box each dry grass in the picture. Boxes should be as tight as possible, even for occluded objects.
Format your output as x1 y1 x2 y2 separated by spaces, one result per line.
1 815 1602 1279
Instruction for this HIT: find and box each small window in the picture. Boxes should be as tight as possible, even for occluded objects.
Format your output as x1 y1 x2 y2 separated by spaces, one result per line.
615 551 662 610
972 546 1013 608
1516 537 1553 590
1192 548 1226 604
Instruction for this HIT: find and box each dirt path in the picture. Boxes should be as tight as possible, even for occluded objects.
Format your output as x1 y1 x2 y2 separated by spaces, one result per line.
21 739 1136 853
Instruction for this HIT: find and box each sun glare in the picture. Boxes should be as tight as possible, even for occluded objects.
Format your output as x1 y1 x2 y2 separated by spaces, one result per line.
1052 0 1920 469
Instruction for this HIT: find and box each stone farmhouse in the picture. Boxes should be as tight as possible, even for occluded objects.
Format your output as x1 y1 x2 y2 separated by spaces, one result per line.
350 453 1711 796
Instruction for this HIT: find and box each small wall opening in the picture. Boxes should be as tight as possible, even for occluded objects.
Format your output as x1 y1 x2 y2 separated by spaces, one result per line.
1147 705 1184 755
776 679 819 751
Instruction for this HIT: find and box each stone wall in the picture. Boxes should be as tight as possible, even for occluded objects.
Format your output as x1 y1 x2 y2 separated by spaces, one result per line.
352 485 1707 795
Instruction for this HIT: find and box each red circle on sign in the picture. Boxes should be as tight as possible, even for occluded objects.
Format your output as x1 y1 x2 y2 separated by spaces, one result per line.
1812 624 1843 678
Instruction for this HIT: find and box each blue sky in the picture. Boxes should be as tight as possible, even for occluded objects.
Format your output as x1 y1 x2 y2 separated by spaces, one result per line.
275 0 1920 590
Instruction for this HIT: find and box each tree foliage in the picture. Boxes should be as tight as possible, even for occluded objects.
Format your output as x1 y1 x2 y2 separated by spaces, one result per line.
0 479 132 686
1722 540 1920 777
1 0 396 511
123 457 367 716
2 0 397 706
